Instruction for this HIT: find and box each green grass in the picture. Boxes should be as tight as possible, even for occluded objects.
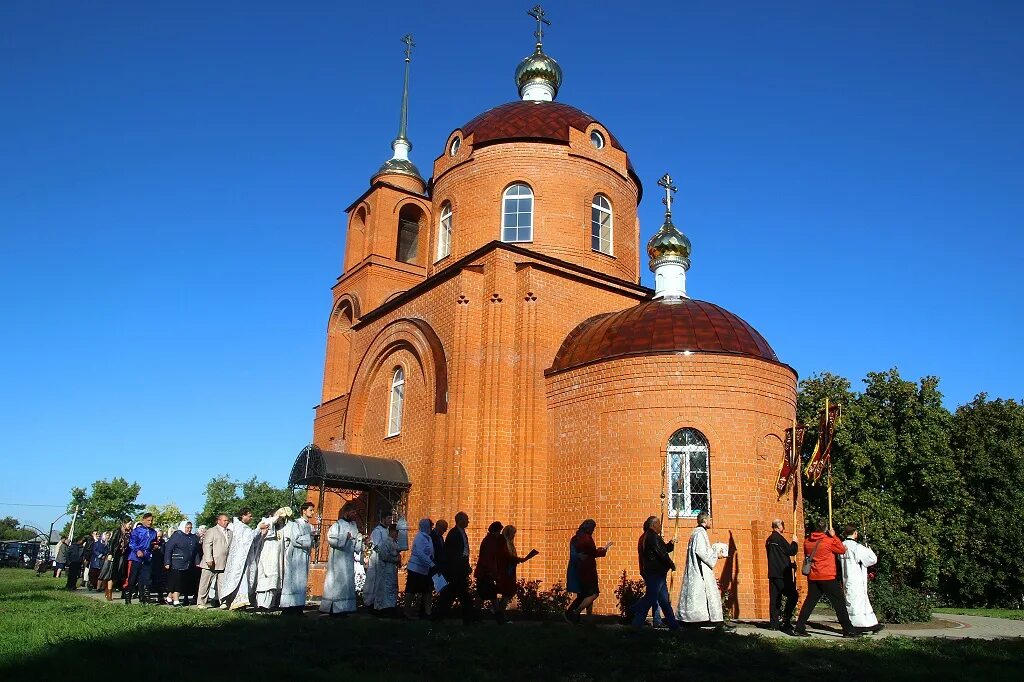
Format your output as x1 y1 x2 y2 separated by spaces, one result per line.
935 607 1024 621
2 570 1023 681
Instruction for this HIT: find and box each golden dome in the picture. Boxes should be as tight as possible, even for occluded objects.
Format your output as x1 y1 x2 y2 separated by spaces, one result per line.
515 46 562 100
646 216 691 271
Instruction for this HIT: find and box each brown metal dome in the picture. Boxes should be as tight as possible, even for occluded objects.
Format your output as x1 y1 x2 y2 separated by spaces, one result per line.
547 298 783 375
460 101 625 151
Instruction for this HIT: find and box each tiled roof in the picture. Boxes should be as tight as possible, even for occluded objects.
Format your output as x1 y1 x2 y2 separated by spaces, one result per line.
548 298 780 374
460 101 625 151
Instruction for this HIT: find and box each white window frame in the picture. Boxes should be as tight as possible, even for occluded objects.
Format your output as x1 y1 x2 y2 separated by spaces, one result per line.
436 203 452 262
501 183 534 243
591 194 613 255
387 367 405 437
590 130 605 149
666 428 710 518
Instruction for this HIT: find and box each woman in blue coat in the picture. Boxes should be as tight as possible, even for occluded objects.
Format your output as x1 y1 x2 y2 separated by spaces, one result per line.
163 521 198 606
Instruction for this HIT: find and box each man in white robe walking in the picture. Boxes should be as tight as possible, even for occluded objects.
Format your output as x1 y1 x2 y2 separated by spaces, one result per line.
319 502 362 616
279 502 315 615
254 508 288 609
840 523 884 633
363 514 390 611
220 507 256 610
677 513 734 631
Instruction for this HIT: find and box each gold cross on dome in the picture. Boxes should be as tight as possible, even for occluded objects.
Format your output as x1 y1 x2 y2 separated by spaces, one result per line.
658 173 678 214
527 5 550 47
400 33 415 62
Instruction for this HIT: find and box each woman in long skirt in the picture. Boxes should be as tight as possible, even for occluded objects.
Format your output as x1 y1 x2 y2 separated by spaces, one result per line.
97 520 132 602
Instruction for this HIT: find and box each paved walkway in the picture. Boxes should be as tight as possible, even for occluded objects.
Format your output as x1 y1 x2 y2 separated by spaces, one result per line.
72 588 1023 640
733 612 1024 641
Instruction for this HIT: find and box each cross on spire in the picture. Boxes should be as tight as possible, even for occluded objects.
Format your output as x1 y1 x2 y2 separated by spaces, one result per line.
657 173 678 215
527 5 550 49
400 33 415 62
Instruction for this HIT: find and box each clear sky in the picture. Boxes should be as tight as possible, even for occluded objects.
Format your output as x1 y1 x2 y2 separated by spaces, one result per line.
2 1 1021 533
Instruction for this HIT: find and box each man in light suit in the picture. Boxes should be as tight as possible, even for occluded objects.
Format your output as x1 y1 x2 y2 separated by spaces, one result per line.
197 514 232 608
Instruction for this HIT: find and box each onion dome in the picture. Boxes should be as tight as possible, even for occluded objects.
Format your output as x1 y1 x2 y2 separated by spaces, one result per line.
547 298 781 375
515 45 563 102
373 155 421 182
647 216 691 270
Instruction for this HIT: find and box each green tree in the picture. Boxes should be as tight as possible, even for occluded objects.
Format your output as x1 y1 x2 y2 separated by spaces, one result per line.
945 394 1024 607
196 475 304 526
143 503 187 533
196 475 241 527
800 369 965 593
0 516 36 541
64 478 144 536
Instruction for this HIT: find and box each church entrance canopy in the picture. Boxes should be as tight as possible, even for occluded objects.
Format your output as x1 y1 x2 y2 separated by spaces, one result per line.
288 444 411 563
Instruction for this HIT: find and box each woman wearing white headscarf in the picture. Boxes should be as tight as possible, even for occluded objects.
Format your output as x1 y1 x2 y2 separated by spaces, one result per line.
163 520 197 606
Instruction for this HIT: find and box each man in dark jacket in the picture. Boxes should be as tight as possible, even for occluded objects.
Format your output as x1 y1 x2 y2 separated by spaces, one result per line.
432 512 477 624
765 519 799 632
430 519 448 576
64 537 86 591
630 516 680 630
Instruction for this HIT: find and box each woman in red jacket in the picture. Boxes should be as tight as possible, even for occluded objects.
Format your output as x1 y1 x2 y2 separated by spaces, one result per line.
564 519 613 624
793 519 860 638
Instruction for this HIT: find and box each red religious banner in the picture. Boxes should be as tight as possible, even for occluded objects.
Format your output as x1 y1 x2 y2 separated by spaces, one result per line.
805 397 842 483
775 423 807 495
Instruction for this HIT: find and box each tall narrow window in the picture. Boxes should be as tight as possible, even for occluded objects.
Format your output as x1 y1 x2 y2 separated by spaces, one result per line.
436 203 452 261
502 183 533 242
387 367 405 437
667 428 710 517
591 194 613 255
396 205 422 264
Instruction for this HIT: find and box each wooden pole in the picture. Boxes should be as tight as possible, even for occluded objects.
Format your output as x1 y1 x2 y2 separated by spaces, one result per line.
826 462 834 530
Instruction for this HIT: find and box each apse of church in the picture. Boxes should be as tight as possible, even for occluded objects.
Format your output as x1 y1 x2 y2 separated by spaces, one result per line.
300 11 800 619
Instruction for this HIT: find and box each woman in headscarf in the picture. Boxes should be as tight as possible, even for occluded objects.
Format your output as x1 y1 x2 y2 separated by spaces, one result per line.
474 521 504 608
564 519 613 624
404 518 435 619
97 520 132 602
163 520 198 606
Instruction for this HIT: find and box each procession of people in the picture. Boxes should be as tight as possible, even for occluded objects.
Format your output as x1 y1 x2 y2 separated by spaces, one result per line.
48 502 883 638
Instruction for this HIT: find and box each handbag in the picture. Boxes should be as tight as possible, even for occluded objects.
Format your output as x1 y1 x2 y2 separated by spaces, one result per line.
801 540 821 576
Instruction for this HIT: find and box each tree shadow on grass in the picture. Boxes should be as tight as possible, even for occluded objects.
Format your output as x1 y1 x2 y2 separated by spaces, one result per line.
3 610 1023 682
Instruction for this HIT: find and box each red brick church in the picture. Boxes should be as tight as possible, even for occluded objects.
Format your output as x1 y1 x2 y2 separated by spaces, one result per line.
294 15 801 618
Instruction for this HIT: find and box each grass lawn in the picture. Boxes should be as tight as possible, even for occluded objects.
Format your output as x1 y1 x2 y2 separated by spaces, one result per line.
2 570 1023 681
934 607 1024 621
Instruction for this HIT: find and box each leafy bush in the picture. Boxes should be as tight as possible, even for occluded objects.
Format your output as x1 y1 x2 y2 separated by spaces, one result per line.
514 578 571 617
614 570 645 620
868 580 933 623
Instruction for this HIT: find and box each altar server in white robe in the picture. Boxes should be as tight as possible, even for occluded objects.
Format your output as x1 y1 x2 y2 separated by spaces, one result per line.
362 515 390 610
280 502 315 613
372 524 402 613
840 524 883 632
255 508 289 609
319 502 363 616
678 513 733 630
220 508 257 610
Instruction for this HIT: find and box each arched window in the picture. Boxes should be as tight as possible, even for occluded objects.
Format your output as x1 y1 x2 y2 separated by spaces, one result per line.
667 428 710 517
436 203 452 262
591 194 613 255
387 367 405 437
502 183 533 243
396 205 422 264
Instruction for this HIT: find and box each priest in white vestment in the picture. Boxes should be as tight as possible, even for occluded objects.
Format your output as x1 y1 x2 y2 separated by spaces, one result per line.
840 524 882 631
678 513 733 630
319 503 363 615
220 509 257 610
371 525 402 612
362 516 390 610
254 508 289 609
280 502 315 613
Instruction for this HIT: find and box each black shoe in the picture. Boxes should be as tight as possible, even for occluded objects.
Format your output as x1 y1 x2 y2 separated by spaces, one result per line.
843 630 863 638
781 624 795 635
792 627 811 638
871 623 885 633
767 623 781 631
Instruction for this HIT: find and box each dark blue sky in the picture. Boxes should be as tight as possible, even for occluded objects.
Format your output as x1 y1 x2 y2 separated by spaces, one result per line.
2 1 1021 531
